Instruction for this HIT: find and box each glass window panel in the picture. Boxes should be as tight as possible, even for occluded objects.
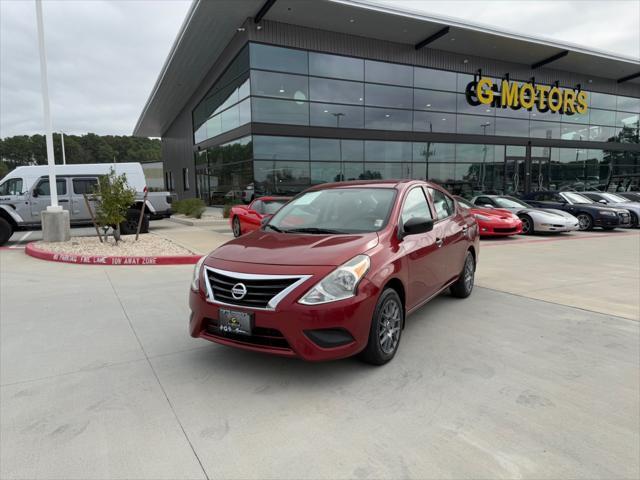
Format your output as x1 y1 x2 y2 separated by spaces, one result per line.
365 84 413 109
204 136 253 205
588 125 615 142
411 163 427 180
561 123 590 141
456 73 475 93
343 162 364 180
238 77 250 100
401 187 432 225
194 124 207 144
309 103 364 128
364 60 412 86
216 45 250 89
254 160 310 195
589 108 616 126
456 94 495 116
427 163 456 184
310 139 339 161
413 111 456 133
363 162 406 179
530 109 559 122
494 117 529 137
458 115 496 135
252 98 309 125
311 162 343 184
309 77 363 105
239 98 251 125
309 52 363 81
414 90 457 112
341 140 364 162
250 44 308 74
253 136 309 160
35 178 67 196
615 111 639 129
413 142 455 162
455 163 483 186
251 70 308 101
617 95 640 113
530 120 561 139
561 109 589 124
590 92 616 110
457 144 495 163
364 141 412 162
414 67 457 91
220 104 240 132
206 114 222 139
495 105 531 120
365 107 412 131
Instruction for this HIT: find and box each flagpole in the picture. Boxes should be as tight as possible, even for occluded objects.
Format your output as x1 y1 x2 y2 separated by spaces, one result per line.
61 132 66 165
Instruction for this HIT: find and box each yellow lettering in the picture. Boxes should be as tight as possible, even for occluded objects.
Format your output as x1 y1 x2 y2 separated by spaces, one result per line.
501 80 519 107
536 85 551 110
563 90 576 113
548 87 563 112
519 83 535 109
575 91 588 114
477 77 494 105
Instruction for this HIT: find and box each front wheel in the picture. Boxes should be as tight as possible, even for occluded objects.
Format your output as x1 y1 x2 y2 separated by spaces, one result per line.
520 215 534 235
232 217 241 237
0 217 13 246
450 252 475 298
359 289 404 366
576 213 593 231
119 208 149 235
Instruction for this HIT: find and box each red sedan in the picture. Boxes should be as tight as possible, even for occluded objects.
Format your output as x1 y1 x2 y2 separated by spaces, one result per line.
230 196 291 237
190 180 480 365
455 196 522 237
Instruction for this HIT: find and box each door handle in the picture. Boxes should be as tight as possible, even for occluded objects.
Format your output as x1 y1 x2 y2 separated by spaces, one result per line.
462 226 468 234
435 237 444 248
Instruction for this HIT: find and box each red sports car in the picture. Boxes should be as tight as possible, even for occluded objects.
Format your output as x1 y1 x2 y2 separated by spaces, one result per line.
230 196 291 237
455 196 522 237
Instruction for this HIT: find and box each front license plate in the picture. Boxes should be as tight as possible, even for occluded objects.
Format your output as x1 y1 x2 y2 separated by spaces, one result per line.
218 308 253 336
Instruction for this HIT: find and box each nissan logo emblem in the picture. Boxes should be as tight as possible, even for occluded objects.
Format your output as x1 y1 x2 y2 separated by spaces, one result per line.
231 283 247 300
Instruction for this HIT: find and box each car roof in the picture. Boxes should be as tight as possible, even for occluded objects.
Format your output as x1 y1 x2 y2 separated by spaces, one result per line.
305 179 435 192
256 196 291 201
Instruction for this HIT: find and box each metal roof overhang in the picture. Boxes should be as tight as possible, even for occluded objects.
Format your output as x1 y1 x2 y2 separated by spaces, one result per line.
133 0 640 137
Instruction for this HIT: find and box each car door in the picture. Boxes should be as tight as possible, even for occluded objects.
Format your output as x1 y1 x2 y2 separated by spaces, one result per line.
70 177 99 221
29 177 70 220
398 186 440 310
428 187 468 285
243 199 264 232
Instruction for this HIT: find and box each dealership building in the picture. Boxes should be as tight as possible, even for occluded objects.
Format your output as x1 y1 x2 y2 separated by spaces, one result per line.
134 0 640 203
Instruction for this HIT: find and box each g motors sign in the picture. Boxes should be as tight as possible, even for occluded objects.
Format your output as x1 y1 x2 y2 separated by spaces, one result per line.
465 77 588 115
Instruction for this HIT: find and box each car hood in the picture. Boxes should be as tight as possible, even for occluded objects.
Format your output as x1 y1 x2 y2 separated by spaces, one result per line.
521 207 575 219
209 231 380 266
472 208 515 219
602 202 640 214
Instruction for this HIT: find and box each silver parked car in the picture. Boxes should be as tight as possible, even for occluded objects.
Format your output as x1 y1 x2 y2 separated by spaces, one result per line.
580 192 640 227
471 195 579 234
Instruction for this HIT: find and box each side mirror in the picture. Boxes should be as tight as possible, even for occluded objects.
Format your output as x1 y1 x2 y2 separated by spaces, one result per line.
598 199 608 204
402 217 433 237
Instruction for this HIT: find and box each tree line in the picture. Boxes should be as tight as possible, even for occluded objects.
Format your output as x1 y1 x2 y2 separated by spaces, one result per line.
0 133 161 178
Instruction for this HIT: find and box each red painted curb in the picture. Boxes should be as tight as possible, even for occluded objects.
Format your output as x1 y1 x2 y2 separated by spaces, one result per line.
25 242 202 266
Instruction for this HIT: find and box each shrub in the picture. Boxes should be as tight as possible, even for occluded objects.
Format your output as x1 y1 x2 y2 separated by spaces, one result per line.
173 198 206 219
223 203 234 219
95 168 136 243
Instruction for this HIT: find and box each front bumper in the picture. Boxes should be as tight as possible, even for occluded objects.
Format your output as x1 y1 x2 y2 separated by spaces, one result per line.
189 274 379 361
478 219 522 237
535 220 579 232
150 208 172 220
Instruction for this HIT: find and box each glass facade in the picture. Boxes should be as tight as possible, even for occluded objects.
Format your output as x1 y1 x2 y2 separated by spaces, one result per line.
191 42 640 203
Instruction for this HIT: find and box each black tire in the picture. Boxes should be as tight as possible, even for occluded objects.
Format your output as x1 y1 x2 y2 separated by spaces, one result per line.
520 214 534 235
576 213 593 231
630 212 638 228
450 251 475 299
359 288 404 366
0 217 13 246
119 208 149 235
232 216 241 237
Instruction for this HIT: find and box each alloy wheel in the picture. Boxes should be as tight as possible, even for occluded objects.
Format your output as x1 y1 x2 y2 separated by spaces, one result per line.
521 217 531 234
378 298 401 355
233 218 241 237
463 255 475 292
577 214 591 231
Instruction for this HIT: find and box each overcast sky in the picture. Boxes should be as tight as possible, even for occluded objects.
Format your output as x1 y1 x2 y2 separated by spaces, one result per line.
1 0 638 139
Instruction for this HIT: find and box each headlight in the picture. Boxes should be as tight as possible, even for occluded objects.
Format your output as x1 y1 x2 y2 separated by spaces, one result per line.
191 256 206 292
474 214 492 221
599 210 616 216
299 254 370 305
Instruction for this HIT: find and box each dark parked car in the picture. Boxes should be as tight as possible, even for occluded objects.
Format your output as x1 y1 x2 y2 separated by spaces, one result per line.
618 192 640 203
581 192 640 227
522 191 631 231
190 180 479 365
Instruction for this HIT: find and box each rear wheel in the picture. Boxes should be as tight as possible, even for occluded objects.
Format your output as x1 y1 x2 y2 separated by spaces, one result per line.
360 289 403 365
119 208 149 235
232 217 241 237
576 213 593 231
630 212 638 228
450 252 475 298
520 215 534 235
0 217 13 246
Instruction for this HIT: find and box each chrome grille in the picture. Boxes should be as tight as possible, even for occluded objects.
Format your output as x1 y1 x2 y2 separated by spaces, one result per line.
204 267 309 309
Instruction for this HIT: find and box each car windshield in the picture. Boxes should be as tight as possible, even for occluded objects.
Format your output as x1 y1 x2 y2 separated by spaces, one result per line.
263 200 288 215
494 196 530 208
601 193 627 203
563 192 593 204
267 188 397 234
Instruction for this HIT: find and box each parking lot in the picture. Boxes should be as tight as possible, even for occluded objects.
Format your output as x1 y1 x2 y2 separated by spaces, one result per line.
1 223 639 479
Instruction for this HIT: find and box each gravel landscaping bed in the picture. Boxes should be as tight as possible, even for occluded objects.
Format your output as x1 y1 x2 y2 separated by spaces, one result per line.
34 234 196 257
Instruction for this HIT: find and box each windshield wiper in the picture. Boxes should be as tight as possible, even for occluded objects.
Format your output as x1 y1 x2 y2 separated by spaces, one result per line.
283 227 346 234
264 224 284 233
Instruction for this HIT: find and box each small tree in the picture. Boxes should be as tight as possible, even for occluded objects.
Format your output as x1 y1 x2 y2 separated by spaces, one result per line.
95 168 135 244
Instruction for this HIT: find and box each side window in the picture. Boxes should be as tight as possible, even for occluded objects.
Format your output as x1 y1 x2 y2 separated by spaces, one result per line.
401 187 432 226
0 178 23 195
476 196 492 206
251 200 264 214
72 178 98 195
35 178 67 196
429 188 455 220
553 194 565 202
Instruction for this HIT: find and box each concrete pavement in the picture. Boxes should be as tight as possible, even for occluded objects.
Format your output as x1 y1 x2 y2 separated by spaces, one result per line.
1 229 639 479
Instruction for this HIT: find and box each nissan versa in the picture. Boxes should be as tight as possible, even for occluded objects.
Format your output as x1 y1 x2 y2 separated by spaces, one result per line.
189 180 479 365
